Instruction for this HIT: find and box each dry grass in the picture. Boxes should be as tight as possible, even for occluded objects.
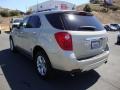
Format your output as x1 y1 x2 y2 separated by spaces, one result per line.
0 24 10 31
76 1 120 24
0 17 10 31
93 11 120 24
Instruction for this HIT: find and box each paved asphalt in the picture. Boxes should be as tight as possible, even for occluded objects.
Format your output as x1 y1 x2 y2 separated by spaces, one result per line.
0 31 120 90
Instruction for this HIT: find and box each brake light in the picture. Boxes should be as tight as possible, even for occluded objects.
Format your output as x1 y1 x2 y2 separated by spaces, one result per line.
55 32 73 51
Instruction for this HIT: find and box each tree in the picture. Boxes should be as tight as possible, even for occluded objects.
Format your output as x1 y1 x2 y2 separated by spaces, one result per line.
83 4 92 12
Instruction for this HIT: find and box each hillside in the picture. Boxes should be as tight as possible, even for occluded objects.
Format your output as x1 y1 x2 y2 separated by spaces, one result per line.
0 1 120 31
113 0 120 6
76 0 120 24
93 11 120 24
0 7 24 31
0 7 24 22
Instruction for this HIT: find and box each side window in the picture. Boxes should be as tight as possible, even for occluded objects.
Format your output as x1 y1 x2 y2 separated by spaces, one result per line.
22 17 29 28
26 15 41 28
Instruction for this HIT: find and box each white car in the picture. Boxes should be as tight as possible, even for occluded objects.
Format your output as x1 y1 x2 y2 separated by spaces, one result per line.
10 18 23 31
109 24 118 31
10 10 109 79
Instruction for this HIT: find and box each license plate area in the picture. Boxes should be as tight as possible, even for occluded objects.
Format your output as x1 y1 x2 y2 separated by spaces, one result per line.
91 41 100 49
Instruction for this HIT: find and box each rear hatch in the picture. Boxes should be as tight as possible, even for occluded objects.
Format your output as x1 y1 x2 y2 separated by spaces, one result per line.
62 12 107 59
46 11 108 59
69 31 107 59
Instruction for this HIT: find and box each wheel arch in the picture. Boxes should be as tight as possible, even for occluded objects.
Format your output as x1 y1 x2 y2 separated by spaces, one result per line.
33 46 49 60
33 45 53 67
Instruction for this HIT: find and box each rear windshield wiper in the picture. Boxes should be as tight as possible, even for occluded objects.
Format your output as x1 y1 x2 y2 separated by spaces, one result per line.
78 26 96 31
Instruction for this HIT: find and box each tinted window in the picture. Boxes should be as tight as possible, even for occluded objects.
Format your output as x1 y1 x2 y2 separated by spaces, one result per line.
46 13 64 29
46 12 104 31
26 15 41 28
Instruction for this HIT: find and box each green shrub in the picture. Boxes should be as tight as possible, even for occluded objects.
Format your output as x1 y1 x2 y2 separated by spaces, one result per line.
0 10 9 17
9 10 20 16
109 5 119 11
83 4 92 12
0 10 22 17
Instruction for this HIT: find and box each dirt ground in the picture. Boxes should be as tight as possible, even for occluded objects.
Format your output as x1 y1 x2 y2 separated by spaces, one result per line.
0 17 10 31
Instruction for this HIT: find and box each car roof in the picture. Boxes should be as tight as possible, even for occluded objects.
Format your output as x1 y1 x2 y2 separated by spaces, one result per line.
38 10 76 14
32 10 93 15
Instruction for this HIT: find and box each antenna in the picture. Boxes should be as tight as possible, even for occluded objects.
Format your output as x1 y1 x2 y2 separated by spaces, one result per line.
37 0 38 11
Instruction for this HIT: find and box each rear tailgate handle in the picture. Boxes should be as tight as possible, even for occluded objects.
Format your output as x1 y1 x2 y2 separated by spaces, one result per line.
86 37 105 41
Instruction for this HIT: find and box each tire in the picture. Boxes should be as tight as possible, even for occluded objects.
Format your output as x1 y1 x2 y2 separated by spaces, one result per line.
105 44 109 51
116 36 120 44
35 51 52 79
10 38 16 52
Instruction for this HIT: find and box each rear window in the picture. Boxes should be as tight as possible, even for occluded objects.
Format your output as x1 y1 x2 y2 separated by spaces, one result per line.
46 12 104 31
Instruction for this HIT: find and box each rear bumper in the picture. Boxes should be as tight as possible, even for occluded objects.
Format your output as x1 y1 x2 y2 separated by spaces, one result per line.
79 57 108 72
48 50 109 72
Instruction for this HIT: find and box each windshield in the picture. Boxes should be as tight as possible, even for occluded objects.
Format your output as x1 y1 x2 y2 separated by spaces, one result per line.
46 12 104 31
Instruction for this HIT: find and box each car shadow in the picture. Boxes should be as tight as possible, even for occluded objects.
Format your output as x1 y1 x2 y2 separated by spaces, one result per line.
0 49 100 90
115 42 120 45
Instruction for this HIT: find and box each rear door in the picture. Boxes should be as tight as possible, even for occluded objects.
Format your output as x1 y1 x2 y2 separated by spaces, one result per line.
20 15 41 54
15 17 29 49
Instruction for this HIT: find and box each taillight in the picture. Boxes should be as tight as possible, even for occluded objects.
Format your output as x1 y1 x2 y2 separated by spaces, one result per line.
55 32 73 51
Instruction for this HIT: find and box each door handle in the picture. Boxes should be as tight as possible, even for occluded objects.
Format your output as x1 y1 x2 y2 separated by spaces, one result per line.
20 32 23 34
33 32 36 34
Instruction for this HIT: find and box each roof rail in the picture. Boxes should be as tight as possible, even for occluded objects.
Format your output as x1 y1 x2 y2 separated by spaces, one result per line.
34 8 58 13
37 9 53 12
